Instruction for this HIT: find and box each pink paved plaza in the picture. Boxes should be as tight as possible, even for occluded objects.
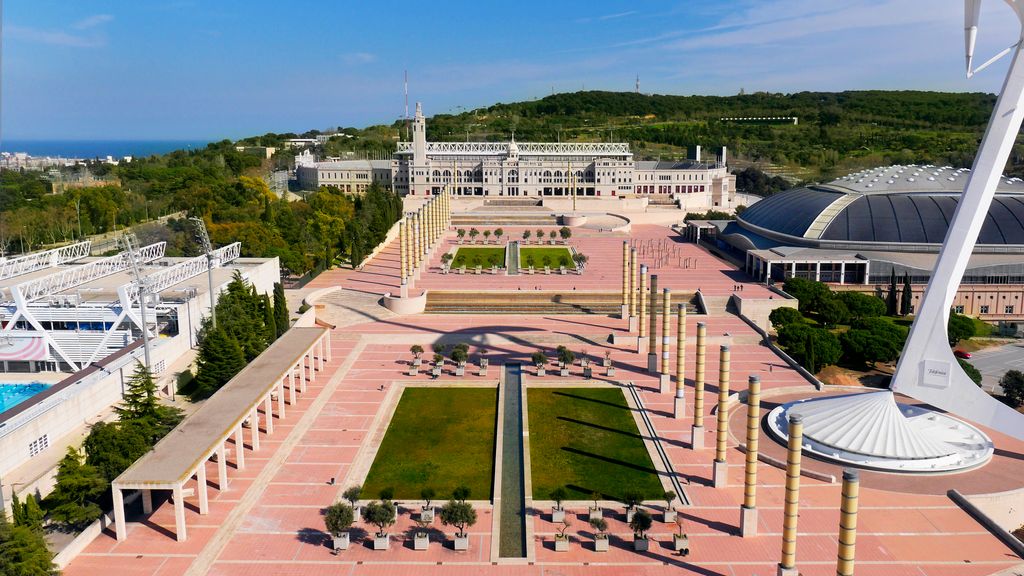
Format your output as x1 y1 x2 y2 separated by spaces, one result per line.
64 224 1024 576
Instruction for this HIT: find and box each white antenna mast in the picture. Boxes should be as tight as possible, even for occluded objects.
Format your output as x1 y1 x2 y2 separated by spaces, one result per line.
405 70 410 141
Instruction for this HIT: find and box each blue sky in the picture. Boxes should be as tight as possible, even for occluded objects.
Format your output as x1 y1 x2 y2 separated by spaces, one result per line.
2 1 1019 140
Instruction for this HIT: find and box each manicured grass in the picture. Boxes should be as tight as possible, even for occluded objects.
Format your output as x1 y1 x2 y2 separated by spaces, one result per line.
519 247 574 270
451 246 505 269
362 387 497 500
527 387 663 501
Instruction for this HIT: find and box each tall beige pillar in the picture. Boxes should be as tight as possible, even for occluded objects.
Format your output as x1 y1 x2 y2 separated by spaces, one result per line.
647 275 659 371
712 345 730 487
778 414 804 576
637 265 648 352
412 213 421 272
836 469 860 576
741 375 761 537
621 241 631 319
659 288 672 392
691 322 707 449
629 249 639 326
673 303 687 418
399 218 408 282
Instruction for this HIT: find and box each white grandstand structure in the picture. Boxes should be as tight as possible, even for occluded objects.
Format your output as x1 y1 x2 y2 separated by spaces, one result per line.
0 240 276 373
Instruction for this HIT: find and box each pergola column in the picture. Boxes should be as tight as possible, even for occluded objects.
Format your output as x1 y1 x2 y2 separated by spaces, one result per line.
173 484 188 541
713 345 731 488
674 303 687 418
299 356 307 386
141 488 153 514
840 261 846 285
113 487 127 541
307 350 316 382
216 444 228 492
318 338 326 371
264 395 274 434
288 371 296 406
250 408 261 451
196 463 209 514
277 381 286 420
235 426 245 470
325 331 333 361
691 322 707 449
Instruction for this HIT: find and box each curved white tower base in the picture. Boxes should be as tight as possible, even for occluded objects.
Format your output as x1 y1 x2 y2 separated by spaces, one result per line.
888 0 1024 441
768 392 994 474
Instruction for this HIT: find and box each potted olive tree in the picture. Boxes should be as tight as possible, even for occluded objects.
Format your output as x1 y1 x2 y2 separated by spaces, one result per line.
663 490 677 523
622 489 642 523
410 344 424 367
603 350 612 368
549 230 557 244
525 254 536 274
413 517 430 550
549 486 568 523
535 229 544 245
363 499 396 550
457 229 466 244
589 491 603 521
559 226 572 243
556 346 574 377
420 487 436 522
590 517 609 552
450 343 469 376
324 501 355 551
522 229 531 244
673 517 689 554
468 228 480 244
532 351 548 377
495 228 504 244
478 348 489 376
440 499 477 551
554 517 571 552
432 353 444 378
342 485 362 521
440 252 453 273
630 508 653 552
581 351 592 379
483 229 491 244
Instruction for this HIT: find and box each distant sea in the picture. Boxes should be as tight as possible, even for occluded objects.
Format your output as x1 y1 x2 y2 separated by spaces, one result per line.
0 139 212 159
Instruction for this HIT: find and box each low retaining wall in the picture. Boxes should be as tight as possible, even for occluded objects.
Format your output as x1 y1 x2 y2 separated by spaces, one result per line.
383 291 427 314
949 489 1024 559
53 491 141 568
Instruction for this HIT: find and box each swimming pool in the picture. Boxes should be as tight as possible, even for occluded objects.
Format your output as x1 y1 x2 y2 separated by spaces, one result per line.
0 383 50 414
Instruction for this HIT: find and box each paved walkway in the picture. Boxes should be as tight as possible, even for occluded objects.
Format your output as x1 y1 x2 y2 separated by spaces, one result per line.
64 224 1024 576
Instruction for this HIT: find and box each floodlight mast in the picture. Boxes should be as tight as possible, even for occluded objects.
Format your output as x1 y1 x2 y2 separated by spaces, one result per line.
890 0 1024 440
189 217 217 328
120 234 152 370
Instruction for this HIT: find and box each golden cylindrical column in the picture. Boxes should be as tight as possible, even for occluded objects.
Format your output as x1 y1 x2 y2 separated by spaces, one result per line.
413 212 422 270
648 275 658 353
780 414 804 573
674 303 687 418
629 249 638 318
836 469 860 576
399 218 408 281
743 375 761 509
693 322 706 428
621 241 630 313
638 265 648 341
714 345 731 463
660 288 671 376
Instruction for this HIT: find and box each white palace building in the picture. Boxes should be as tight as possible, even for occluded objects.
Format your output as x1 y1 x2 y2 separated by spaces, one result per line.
299 103 737 211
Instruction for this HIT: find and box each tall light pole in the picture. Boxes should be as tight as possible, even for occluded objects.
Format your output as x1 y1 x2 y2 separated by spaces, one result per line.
189 217 217 328
120 234 152 370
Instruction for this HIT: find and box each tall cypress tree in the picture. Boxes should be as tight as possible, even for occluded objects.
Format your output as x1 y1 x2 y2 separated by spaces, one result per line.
115 364 180 435
193 327 247 399
273 282 289 338
261 294 277 344
900 273 913 316
886 268 898 316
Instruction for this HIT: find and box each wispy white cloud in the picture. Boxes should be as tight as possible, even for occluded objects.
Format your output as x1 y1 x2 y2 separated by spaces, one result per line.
341 52 376 65
577 10 637 24
72 14 113 30
6 24 107 48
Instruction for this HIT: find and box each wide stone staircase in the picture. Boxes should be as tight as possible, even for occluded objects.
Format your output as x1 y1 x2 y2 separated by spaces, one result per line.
451 212 558 227
424 290 702 315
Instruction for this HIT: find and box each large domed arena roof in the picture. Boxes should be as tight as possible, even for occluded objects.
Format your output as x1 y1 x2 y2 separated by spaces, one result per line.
737 165 1024 251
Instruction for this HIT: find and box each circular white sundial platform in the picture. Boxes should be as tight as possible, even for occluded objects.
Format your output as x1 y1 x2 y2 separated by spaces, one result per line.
767 391 994 474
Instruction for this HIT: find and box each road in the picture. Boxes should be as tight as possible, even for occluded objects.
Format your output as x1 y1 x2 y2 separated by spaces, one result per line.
968 340 1024 394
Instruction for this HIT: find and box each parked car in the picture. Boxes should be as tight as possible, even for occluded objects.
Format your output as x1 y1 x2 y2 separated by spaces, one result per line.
953 349 972 359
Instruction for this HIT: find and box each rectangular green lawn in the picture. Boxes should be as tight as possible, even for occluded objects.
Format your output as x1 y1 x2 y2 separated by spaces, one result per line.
527 387 663 501
452 246 505 268
519 247 575 270
362 387 497 500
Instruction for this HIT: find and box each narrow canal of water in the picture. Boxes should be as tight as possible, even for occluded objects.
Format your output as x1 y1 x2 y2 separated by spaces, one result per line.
498 363 527 558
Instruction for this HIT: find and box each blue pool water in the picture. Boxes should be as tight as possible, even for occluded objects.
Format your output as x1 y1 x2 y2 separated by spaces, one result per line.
0 383 50 414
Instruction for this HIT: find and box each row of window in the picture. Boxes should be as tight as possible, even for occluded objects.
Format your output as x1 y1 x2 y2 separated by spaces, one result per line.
954 304 1015 314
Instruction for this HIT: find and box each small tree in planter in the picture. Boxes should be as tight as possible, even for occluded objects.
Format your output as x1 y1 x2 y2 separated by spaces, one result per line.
549 486 568 522
542 255 552 274
559 226 572 243
450 343 469 376
440 252 453 272
379 487 395 502
673 517 689 554
420 487 436 522
573 252 588 272
342 485 362 521
630 508 653 551
662 490 677 523
554 517 572 552
478 348 489 375
549 230 557 244
590 517 610 552
589 491 603 520
621 489 643 522
410 345 424 367
432 353 444 378
452 485 471 503
495 228 504 243
556 346 575 376
457 229 466 244
324 501 355 551
532 351 548 376
525 254 536 273
536 229 544 245
483 230 492 244
440 499 477 550
363 499 396 550
413 517 431 550
522 230 531 243
468 228 480 243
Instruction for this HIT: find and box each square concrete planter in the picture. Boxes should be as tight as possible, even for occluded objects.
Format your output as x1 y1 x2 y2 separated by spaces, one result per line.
589 507 602 521
458 267 465 274
373 535 389 550
606 367 616 377
354 506 362 522
432 367 441 378
455 366 465 376
537 367 545 377
626 508 636 523
603 358 612 368
475 266 482 275
673 534 689 552
421 507 435 522
332 532 350 551
633 536 649 552
594 535 609 551
413 532 429 550
560 368 569 377
583 367 592 379
664 509 676 523
412 358 422 367
554 535 570 552
560 267 567 275
491 266 498 274
544 267 551 275
453 535 469 550
551 507 565 523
